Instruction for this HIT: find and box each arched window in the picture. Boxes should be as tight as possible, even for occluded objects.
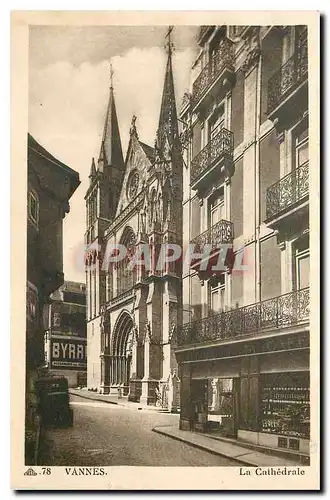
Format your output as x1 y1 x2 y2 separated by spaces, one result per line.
162 181 170 221
117 227 136 295
150 189 157 225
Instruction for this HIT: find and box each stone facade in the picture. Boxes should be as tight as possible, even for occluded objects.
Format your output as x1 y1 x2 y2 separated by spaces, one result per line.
26 134 80 446
177 25 310 454
85 46 182 407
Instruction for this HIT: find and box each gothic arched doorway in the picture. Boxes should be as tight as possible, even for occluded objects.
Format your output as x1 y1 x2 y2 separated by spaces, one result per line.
111 312 133 396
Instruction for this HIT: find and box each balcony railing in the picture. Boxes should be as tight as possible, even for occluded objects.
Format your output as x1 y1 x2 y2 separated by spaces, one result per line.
192 39 234 106
177 288 309 346
266 163 309 220
191 220 234 250
267 43 308 113
191 128 234 186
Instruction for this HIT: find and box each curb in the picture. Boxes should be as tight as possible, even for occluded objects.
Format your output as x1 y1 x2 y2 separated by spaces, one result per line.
69 391 171 412
152 426 263 467
69 390 119 406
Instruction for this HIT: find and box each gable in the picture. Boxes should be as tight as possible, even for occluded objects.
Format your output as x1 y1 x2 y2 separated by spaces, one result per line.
115 135 154 216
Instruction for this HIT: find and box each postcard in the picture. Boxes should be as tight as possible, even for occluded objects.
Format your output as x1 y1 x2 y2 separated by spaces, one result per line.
11 10 320 490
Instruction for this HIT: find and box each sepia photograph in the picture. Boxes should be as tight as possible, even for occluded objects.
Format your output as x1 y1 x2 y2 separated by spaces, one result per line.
11 11 320 490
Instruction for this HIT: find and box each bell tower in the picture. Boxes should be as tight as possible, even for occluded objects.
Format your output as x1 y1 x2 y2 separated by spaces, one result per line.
85 63 125 390
140 26 183 405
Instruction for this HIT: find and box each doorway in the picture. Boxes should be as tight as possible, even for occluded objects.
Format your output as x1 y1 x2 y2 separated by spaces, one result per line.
207 378 239 438
191 377 239 437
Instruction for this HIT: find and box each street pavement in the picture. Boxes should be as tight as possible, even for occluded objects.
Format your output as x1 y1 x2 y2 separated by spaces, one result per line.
39 394 238 466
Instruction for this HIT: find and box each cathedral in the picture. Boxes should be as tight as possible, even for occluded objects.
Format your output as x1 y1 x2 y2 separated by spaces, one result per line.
84 38 183 406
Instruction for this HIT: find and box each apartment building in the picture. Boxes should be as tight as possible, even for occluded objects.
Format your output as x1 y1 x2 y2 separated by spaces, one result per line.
176 25 309 454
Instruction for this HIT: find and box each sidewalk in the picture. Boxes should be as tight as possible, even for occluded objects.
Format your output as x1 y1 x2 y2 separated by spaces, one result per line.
69 388 171 412
152 425 309 467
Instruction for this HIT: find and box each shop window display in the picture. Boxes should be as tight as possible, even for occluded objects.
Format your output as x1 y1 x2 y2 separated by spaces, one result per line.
260 372 310 439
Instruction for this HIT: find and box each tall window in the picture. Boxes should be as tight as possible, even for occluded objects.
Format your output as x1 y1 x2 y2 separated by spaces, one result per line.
291 123 309 204
294 127 309 170
208 28 226 76
209 104 225 142
89 268 92 320
106 272 112 302
28 191 39 226
209 275 226 315
117 227 136 296
282 27 295 63
208 188 225 228
93 269 97 317
293 235 309 290
85 270 89 320
88 190 97 227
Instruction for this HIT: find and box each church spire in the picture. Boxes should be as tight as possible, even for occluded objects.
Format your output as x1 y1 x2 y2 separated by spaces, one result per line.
98 62 124 172
156 26 180 153
89 157 97 182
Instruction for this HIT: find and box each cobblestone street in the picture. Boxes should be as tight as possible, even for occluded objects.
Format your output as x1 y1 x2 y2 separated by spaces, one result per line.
39 395 237 466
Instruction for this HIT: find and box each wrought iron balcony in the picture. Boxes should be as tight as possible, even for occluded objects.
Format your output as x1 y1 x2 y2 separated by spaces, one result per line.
177 288 309 346
266 163 309 221
191 128 234 189
192 39 235 108
190 220 234 277
191 220 234 250
267 44 308 115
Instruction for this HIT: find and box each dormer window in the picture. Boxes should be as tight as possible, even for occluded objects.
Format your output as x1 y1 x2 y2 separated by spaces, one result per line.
28 191 39 226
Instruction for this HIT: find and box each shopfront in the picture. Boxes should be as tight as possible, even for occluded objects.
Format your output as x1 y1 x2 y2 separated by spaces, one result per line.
177 331 310 454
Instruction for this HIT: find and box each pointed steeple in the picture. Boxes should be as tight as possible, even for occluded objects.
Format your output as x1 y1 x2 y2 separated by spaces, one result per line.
156 26 180 153
89 157 96 179
98 63 124 172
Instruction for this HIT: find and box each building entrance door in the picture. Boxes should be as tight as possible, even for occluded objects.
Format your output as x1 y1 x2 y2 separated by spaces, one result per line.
207 378 239 438
191 377 239 436
191 379 208 432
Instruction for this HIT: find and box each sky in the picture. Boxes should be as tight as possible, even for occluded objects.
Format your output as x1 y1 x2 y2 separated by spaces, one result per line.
29 26 199 282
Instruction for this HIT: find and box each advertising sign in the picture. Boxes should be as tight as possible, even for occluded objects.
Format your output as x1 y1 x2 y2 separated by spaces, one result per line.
50 336 87 370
